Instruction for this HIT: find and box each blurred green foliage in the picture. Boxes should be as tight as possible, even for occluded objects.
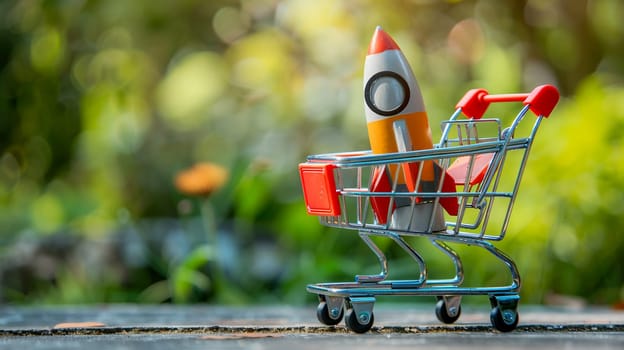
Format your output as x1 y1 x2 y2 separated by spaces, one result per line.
1 0 623 306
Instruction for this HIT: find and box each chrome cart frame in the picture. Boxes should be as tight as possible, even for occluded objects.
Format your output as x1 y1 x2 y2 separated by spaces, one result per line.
298 85 559 333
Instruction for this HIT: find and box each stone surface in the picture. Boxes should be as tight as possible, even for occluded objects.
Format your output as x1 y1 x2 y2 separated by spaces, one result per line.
0 304 622 349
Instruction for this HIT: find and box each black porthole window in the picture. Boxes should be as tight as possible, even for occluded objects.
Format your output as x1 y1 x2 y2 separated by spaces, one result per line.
365 71 410 116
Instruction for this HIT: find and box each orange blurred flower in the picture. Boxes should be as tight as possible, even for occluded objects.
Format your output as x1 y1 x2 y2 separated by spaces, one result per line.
175 162 229 196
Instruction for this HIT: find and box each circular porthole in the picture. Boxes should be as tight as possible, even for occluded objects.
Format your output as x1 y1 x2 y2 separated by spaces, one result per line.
365 71 410 116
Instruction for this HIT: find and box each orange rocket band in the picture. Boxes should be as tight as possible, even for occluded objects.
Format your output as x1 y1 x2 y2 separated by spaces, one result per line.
366 112 433 154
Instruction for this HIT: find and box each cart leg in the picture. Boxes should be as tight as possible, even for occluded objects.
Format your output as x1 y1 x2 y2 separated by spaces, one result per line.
429 239 464 286
355 231 427 287
474 240 521 291
355 232 388 283
489 294 520 332
387 232 427 288
345 296 376 334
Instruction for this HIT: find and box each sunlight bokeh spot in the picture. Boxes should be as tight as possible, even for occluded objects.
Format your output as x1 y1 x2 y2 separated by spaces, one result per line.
157 52 228 130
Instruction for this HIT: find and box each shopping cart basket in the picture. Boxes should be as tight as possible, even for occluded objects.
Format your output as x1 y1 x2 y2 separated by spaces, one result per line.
298 85 559 333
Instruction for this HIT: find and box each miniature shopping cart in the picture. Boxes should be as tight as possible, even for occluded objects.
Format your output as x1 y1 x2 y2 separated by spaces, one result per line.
298 85 559 333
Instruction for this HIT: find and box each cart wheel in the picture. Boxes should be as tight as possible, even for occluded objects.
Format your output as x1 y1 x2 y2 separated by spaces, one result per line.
344 308 374 334
435 298 461 324
490 306 519 332
316 302 343 326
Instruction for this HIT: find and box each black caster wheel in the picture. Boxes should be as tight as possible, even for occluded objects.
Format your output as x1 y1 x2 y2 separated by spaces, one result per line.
490 306 519 332
344 308 374 334
316 301 343 326
435 298 461 324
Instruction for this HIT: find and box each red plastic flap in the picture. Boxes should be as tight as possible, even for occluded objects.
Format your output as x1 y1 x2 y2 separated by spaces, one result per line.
299 163 340 216
447 153 495 186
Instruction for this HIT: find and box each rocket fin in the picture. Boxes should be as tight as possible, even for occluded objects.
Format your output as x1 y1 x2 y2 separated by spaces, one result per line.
370 166 395 224
401 161 458 216
439 168 459 216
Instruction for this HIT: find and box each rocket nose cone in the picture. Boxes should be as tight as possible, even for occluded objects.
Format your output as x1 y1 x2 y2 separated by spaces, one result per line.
368 26 401 55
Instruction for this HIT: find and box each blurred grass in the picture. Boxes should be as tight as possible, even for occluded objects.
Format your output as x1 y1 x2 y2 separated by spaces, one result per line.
0 0 623 306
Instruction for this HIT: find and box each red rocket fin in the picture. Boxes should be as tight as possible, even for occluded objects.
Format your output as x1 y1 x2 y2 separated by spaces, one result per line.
439 170 459 216
403 161 458 216
402 161 420 194
370 166 395 224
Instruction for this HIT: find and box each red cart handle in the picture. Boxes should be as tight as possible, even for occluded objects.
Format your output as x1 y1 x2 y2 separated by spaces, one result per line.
456 84 559 119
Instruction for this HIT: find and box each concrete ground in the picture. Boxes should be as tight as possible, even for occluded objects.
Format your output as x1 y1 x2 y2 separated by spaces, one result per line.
0 304 622 349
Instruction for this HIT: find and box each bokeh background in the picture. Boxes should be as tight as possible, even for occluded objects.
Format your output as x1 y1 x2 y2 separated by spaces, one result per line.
1 0 623 307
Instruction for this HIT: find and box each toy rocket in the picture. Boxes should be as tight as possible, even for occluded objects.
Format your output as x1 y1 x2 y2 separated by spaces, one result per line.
364 27 458 226
364 27 433 161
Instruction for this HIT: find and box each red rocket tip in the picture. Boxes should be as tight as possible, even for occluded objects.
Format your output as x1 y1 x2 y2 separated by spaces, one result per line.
368 26 401 55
